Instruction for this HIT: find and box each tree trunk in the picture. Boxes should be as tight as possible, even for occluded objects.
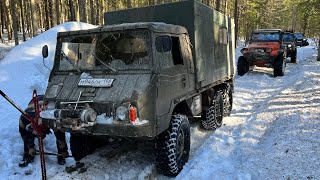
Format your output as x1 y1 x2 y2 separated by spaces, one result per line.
317 38 320 61
234 0 238 46
89 0 95 24
10 0 19 45
30 0 38 37
95 0 99 25
38 3 44 32
69 0 76 21
48 0 55 27
0 2 4 35
19 0 26 41
127 0 132 8
215 0 221 11
44 0 50 30
4 0 12 40
55 0 60 24
79 0 87 22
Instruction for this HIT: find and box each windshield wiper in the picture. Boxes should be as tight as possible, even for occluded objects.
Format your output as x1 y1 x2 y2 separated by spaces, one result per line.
91 53 117 72
61 50 81 72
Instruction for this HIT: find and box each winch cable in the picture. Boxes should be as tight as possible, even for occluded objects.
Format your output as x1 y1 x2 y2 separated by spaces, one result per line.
0 90 47 180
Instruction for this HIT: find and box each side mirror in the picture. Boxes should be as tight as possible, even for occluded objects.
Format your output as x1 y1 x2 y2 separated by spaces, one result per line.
42 45 48 58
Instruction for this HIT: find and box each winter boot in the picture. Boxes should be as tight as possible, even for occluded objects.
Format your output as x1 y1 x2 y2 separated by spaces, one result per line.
19 153 34 167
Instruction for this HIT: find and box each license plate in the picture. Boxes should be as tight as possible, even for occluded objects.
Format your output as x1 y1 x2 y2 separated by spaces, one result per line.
78 78 114 87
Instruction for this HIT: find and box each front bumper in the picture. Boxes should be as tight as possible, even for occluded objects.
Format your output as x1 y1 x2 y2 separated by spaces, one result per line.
244 52 276 67
41 109 153 138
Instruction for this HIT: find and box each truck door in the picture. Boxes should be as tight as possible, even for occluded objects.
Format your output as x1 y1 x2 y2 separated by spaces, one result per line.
155 34 189 116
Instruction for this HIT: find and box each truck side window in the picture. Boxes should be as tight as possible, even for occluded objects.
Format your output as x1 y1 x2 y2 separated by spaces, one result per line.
172 36 183 65
155 36 171 52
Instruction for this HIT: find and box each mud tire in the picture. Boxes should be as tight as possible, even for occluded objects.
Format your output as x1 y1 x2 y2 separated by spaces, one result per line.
237 56 249 76
201 91 224 130
274 54 285 77
70 133 96 161
222 84 233 117
291 50 297 63
155 114 190 177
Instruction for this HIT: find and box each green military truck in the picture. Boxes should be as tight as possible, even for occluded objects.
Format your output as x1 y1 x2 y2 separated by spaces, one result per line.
41 0 235 176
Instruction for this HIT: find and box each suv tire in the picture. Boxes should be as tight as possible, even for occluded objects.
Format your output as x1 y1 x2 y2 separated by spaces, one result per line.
237 56 249 76
274 54 285 77
291 50 297 63
155 114 190 177
201 91 224 130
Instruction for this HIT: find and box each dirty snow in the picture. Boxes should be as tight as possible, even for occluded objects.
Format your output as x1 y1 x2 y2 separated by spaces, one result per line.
0 22 319 180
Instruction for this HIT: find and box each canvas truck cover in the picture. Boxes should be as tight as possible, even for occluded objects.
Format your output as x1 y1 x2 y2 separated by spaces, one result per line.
104 0 235 88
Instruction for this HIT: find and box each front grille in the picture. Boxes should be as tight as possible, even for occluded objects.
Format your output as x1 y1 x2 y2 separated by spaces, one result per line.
59 101 113 116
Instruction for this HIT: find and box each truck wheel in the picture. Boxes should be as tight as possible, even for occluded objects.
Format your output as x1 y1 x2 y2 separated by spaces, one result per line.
155 114 190 177
274 54 285 77
291 50 297 63
237 56 249 76
201 91 224 130
70 133 96 161
222 84 233 117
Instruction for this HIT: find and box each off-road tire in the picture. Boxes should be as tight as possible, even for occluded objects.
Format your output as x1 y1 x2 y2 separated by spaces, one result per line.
274 54 285 77
70 133 97 161
155 114 190 177
237 56 249 76
291 50 297 63
201 91 224 130
222 84 233 117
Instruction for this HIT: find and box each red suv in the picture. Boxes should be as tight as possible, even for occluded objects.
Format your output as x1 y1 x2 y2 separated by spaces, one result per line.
238 29 286 77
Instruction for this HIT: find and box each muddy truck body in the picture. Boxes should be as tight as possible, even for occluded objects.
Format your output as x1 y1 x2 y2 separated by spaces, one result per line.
41 0 235 176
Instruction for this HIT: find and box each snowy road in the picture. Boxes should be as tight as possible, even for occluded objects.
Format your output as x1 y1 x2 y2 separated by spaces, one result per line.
0 22 319 180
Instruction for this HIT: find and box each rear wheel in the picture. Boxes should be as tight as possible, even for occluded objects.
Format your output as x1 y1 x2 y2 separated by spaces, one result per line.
237 56 249 76
201 91 224 130
155 114 190 177
291 50 297 63
222 84 233 117
274 54 285 77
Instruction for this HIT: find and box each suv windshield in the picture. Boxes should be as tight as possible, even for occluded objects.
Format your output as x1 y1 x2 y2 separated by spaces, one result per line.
283 33 294 42
251 32 280 42
58 29 151 71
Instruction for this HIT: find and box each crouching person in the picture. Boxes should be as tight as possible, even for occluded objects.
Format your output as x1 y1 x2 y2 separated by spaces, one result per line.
18 95 69 167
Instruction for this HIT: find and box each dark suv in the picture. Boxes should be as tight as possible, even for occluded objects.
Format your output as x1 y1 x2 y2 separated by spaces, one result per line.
294 32 308 46
283 31 297 63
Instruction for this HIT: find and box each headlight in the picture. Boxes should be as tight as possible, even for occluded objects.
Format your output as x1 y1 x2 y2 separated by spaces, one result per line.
46 84 62 98
303 38 307 41
116 106 128 121
288 44 292 48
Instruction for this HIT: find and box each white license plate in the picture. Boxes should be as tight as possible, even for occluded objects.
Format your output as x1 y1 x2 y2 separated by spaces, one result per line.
78 78 114 87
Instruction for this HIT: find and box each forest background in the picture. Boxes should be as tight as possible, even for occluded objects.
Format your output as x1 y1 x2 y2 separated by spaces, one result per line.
0 0 319 46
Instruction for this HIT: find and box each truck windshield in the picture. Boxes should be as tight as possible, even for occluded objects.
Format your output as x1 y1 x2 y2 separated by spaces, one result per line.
251 32 280 42
58 29 151 71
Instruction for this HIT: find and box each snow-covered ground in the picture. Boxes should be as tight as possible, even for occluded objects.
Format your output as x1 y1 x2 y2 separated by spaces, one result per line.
0 23 319 180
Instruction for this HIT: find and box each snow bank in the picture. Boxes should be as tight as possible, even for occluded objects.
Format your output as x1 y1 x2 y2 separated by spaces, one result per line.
0 22 96 179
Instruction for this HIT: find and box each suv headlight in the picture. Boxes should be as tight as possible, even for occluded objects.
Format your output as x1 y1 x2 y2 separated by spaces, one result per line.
288 44 292 48
303 38 307 41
